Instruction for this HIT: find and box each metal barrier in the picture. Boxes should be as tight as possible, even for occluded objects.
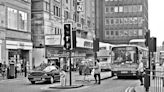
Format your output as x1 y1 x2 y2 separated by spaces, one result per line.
145 69 164 92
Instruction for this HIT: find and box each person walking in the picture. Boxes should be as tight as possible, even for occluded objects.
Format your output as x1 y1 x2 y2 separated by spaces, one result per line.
60 68 66 86
83 62 90 82
137 59 144 85
93 59 101 84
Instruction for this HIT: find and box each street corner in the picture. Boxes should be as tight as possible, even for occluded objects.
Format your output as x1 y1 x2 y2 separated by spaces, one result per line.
125 87 136 92
40 83 84 90
49 84 84 89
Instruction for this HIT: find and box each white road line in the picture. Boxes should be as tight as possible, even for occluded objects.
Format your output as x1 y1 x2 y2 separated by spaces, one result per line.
128 87 135 92
125 87 130 92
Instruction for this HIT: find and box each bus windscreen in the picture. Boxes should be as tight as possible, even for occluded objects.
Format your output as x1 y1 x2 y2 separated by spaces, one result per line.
112 46 137 64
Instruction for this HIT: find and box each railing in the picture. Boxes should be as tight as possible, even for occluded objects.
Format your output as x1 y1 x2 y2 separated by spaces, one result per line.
144 69 164 92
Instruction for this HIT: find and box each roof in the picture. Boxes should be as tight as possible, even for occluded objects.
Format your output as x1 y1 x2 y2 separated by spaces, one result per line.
129 39 145 43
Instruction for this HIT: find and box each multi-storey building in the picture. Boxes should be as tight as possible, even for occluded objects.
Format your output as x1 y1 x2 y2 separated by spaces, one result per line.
96 0 148 44
31 0 95 67
0 0 32 69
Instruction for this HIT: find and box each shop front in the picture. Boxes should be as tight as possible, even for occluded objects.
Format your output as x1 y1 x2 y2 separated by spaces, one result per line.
6 40 33 71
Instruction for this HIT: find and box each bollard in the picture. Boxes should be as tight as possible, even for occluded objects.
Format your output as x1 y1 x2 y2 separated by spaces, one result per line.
144 69 150 92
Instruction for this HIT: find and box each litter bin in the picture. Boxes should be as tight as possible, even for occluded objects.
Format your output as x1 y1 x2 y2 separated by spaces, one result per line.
8 63 15 79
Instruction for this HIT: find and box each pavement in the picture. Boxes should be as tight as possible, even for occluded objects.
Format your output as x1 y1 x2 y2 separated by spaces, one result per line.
49 71 112 89
133 65 164 92
134 78 164 92
0 71 112 89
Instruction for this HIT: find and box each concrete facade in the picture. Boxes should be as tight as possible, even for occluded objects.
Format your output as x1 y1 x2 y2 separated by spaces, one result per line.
96 0 148 44
31 0 95 67
0 0 33 69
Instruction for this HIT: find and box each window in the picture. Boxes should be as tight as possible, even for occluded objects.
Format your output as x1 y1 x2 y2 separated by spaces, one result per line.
64 11 69 19
53 6 56 15
66 0 68 3
105 7 109 13
111 31 114 35
110 7 114 13
138 29 143 36
138 17 143 24
114 7 118 12
7 7 18 30
119 6 123 12
56 7 58 16
115 31 119 35
54 6 61 17
106 30 109 35
105 18 109 25
138 5 143 12
115 18 120 24
18 11 27 31
110 18 114 25
120 18 124 24
45 1 50 11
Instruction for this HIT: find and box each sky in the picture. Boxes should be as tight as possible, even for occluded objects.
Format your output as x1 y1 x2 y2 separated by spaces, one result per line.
149 0 164 46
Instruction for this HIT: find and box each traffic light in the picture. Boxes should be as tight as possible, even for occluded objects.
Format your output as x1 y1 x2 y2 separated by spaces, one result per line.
145 30 150 47
93 38 99 52
63 23 72 50
150 37 157 52
72 31 76 49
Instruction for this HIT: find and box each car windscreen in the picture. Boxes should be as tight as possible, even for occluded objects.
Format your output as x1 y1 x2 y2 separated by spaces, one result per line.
43 66 57 72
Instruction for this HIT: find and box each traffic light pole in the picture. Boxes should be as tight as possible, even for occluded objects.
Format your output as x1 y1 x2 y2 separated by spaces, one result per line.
144 30 150 92
69 50 72 86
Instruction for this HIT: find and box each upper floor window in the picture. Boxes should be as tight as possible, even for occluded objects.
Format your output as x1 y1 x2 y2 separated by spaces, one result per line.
66 0 68 4
7 7 18 30
7 7 28 31
18 11 27 31
105 7 109 13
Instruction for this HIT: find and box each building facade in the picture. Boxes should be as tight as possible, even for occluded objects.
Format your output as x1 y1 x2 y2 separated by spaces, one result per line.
0 0 32 69
31 0 95 67
96 0 148 44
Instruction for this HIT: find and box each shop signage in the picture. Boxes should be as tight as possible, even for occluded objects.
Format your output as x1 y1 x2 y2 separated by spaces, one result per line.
6 40 33 50
84 41 93 48
76 37 93 49
77 0 84 12
45 35 61 45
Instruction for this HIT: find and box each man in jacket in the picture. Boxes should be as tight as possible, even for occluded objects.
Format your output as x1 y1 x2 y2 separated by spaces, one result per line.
94 59 101 84
137 59 144 85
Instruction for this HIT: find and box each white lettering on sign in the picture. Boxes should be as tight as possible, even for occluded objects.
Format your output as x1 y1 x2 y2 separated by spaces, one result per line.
77 0 84 2
77 5 83 12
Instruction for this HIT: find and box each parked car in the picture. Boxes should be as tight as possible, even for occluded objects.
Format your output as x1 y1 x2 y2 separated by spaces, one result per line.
28 65 60 84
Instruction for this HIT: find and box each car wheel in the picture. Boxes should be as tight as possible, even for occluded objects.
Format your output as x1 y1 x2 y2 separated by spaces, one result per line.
31 81 35 84
49 76 54 84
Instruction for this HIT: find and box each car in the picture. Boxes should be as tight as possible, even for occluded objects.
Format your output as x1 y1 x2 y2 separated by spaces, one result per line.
28 65 60 84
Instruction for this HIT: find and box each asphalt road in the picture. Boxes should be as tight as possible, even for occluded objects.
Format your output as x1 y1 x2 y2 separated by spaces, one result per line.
0 76 140 92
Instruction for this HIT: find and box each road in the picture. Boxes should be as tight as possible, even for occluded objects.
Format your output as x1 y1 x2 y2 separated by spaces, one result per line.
0 76 140 92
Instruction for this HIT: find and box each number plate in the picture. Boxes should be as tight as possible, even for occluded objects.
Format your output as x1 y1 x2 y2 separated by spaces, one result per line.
121 71 127 73
34 78 41 80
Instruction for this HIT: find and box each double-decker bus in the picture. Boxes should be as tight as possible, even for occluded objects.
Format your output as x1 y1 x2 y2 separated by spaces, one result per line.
111 44 148 78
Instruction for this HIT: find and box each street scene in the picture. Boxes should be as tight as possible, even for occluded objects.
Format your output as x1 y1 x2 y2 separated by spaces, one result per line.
0 0 164 92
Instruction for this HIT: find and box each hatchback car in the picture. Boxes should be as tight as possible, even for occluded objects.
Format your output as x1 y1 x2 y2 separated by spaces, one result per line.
28 65 60 84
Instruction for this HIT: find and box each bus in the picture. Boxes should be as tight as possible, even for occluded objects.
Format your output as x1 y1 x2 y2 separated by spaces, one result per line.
110 44 148 78
97 42 114 71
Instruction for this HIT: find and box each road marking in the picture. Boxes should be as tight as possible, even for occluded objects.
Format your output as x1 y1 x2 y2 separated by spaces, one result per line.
125 87 135 92
125 87 130 92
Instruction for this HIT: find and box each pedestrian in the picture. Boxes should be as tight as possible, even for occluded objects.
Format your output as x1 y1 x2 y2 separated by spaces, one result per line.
137 59 144 85
2 62 7 79
60 68 66 86
93 59 101 84
83 62 90 82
